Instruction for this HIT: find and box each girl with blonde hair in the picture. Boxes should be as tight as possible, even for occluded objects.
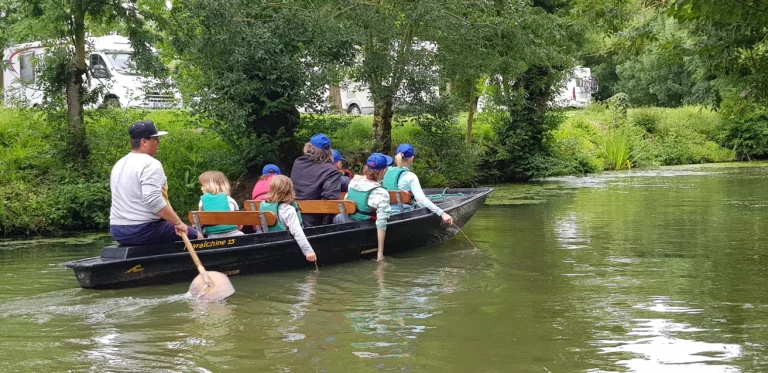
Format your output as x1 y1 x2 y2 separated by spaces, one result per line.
382 144 453 225
197 170 244 238
260 175 317 262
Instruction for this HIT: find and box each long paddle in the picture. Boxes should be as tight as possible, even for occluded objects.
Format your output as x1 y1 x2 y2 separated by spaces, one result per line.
452 223 479 250
181 233 235 302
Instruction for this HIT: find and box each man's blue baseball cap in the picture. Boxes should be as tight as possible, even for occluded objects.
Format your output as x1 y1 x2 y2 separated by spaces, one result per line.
332 149 345 163
310 133 331 150
396 143 415 159
129 120 168 139
367 153 393 171
262 164 281 175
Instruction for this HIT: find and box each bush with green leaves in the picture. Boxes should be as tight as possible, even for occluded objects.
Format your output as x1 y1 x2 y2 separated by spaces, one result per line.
551 117 605 174
409 104 480 187
0 108 245 236
631 109 660 133
550 105 735 172
714 98 768 160
0 103 747 236
717 111 768 161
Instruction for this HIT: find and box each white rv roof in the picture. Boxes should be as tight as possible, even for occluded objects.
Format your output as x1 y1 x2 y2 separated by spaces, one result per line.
88 35 132 52
6 34 133 54
572 66 591 77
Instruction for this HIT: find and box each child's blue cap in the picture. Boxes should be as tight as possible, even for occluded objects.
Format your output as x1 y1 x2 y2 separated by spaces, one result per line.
310 133 331 150
367 153 393 171
262 164 281 175
396 143 415 159
332 149 345 163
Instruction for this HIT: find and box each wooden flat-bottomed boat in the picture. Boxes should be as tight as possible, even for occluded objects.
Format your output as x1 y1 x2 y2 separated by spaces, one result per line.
65 187 492 289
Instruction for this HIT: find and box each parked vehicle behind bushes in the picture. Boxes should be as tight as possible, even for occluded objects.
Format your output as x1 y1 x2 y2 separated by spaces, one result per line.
478 66 599 112
2 34 181 109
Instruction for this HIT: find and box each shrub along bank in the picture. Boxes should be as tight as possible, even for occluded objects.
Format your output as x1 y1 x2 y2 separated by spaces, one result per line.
550 105 736 173
0 105 747 236
0 109 244 236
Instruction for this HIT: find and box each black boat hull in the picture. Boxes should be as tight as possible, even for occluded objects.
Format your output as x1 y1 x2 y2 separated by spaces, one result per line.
66 188 492 289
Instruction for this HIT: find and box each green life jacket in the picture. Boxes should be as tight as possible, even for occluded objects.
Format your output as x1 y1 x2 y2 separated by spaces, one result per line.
382 167 409 191
347 187 384 221
259 201 303 232
200 193 237 234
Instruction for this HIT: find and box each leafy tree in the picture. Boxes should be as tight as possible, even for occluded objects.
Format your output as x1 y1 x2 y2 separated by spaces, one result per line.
339 0 448 154
652 0 768 105
482 1 588 180
436 0 535 146
613 16 706 107
163 0 353 171
9 0 165 160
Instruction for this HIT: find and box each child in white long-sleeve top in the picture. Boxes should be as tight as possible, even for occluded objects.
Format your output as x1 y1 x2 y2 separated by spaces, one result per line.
341 153 393 262
259 175 317 263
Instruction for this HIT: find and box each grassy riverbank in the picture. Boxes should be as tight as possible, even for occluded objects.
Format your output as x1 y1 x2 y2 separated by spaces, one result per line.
552 105 735 173
0 105 742 236
0 109 241 236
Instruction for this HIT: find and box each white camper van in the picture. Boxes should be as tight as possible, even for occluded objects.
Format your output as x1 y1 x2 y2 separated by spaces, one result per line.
478 66 599 112
553 66 598 108
339 80 374 115
2 35 180 108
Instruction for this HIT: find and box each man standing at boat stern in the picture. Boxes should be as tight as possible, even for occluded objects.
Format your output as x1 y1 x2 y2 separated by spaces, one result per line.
109 120 201 246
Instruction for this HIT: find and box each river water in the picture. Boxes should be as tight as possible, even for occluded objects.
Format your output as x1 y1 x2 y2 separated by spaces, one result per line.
2 163 768 372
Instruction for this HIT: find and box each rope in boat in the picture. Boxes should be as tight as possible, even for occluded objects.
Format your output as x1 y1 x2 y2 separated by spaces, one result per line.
426 188 465 201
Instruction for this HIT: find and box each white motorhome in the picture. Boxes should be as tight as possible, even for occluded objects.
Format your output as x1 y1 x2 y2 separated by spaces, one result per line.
297 80 380 115
2 35 180 108
552 66 598 108
478 66 599 112
337 80 374 114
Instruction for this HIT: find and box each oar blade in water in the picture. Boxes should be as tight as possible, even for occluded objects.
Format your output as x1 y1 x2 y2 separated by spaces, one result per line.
189 271 235 302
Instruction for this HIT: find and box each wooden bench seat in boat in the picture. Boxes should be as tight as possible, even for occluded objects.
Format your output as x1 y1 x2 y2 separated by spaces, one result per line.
187 210 278 234
243 200 358 223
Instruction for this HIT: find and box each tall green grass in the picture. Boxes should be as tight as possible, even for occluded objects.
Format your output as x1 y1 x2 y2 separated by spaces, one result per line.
552 105 735 173
599 125 643 170
0 108 243 236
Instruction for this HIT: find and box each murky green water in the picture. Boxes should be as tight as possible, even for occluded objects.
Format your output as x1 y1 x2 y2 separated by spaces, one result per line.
3 163 768 372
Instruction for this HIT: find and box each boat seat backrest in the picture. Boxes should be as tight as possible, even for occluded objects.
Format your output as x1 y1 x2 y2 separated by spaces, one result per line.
187 211 278 233
339 191 412 205
243 200 358 215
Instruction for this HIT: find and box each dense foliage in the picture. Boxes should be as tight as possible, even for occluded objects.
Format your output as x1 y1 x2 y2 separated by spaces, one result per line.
0 108 243 235
162 0 353 171
2 0 768 235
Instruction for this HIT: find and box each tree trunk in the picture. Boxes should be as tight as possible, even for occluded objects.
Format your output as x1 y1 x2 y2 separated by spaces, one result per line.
466 77 478 146
329 84 343 114
372 96 393 154
67 9 89 160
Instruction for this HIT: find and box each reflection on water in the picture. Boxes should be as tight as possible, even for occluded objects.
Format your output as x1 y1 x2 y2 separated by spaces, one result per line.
4 163 768 372
592 297 742 372
278 274 315 343
556 212 591 250
597 318 742 373
346 262 461 362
